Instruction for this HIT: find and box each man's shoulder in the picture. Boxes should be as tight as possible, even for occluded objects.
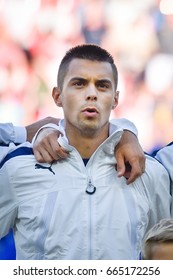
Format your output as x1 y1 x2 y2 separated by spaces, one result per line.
145 153 168 172
0 142 34 170
155 142 173 162
143 153 170 185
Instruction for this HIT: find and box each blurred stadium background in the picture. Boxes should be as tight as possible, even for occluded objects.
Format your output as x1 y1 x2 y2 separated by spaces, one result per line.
1 0 173 152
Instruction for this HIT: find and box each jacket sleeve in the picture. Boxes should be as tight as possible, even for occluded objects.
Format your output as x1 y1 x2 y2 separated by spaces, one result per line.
0 123 26 144
0 164 17 238
155 144 173 216
31 123 60 144
110 118 138 136
143 156 172 229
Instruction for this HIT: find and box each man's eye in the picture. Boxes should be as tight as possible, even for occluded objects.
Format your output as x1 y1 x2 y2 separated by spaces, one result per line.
98 83 109 89
73 81 85 86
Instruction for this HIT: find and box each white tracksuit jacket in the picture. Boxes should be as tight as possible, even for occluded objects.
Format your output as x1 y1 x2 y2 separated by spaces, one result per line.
0 123 171 260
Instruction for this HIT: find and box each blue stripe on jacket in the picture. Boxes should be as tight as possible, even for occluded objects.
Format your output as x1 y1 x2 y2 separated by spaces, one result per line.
0 147 34 169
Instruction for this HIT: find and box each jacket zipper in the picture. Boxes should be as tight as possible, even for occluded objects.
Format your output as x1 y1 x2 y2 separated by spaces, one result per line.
87 178 93 259
86 179 96 195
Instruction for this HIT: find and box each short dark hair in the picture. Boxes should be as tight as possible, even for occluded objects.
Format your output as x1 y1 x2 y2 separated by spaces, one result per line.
142 219 173 259
57 44 118 90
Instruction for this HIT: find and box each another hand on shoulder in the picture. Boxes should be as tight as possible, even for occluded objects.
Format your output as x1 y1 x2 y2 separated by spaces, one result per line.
115 130 146 184
33 127 69 163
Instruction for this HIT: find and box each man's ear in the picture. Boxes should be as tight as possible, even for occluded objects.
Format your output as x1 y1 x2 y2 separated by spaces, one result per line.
52 87 62 107
112 91 119 109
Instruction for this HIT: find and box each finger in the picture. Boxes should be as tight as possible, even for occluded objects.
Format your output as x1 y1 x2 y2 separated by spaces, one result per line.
35 135 69 161
43 133 69 160
115 153 126 177
33 147 55 163
126 161 142 185
33 137 58 162
33 149 44 163
140 156 146 173
49 143 69 159
125 153 146 185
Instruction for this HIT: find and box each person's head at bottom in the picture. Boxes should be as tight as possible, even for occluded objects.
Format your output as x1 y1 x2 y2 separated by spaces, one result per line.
142 219 173 260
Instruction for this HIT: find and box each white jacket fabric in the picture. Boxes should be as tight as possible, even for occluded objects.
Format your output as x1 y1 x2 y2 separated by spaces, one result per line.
0 123 26 162
155 143 173 216
0 122 171 260
0 123 26 144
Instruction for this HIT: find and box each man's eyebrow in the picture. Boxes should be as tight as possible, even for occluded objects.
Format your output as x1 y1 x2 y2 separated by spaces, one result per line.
70 77 86 82
98 79 112 83
69 77 113 85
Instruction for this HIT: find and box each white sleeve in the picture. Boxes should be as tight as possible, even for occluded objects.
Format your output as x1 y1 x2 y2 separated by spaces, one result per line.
0 164 17 238
110 118 138 136
155 144 173 179
13 126 27 144
31 123 60 144
155 144 173 216
142 156 171 229
0 123 26 144
0 146 11 162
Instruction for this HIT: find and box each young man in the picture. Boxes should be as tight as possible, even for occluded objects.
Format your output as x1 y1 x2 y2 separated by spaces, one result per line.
0 44 171 260
142 219 173 260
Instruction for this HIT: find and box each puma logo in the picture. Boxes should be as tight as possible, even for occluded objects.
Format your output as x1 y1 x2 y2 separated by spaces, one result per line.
35 163 55 175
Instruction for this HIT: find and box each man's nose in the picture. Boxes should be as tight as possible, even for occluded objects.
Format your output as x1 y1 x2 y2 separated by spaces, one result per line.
85 85 98 101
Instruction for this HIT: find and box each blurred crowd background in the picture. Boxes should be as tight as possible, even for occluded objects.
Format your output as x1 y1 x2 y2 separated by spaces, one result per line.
0 0 173 153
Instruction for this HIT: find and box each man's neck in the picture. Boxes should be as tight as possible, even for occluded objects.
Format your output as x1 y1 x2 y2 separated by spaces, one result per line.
66 126 109 158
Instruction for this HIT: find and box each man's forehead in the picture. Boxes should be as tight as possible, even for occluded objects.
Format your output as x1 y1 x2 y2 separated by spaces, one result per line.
66 58 114 79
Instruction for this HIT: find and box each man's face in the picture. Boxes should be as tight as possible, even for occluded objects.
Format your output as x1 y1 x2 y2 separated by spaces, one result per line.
53 58 118 136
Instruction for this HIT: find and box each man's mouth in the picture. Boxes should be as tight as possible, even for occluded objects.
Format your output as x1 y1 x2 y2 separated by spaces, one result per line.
82 107 99 117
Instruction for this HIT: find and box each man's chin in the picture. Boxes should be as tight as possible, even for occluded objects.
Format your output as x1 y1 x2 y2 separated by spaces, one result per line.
79 120 99 136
